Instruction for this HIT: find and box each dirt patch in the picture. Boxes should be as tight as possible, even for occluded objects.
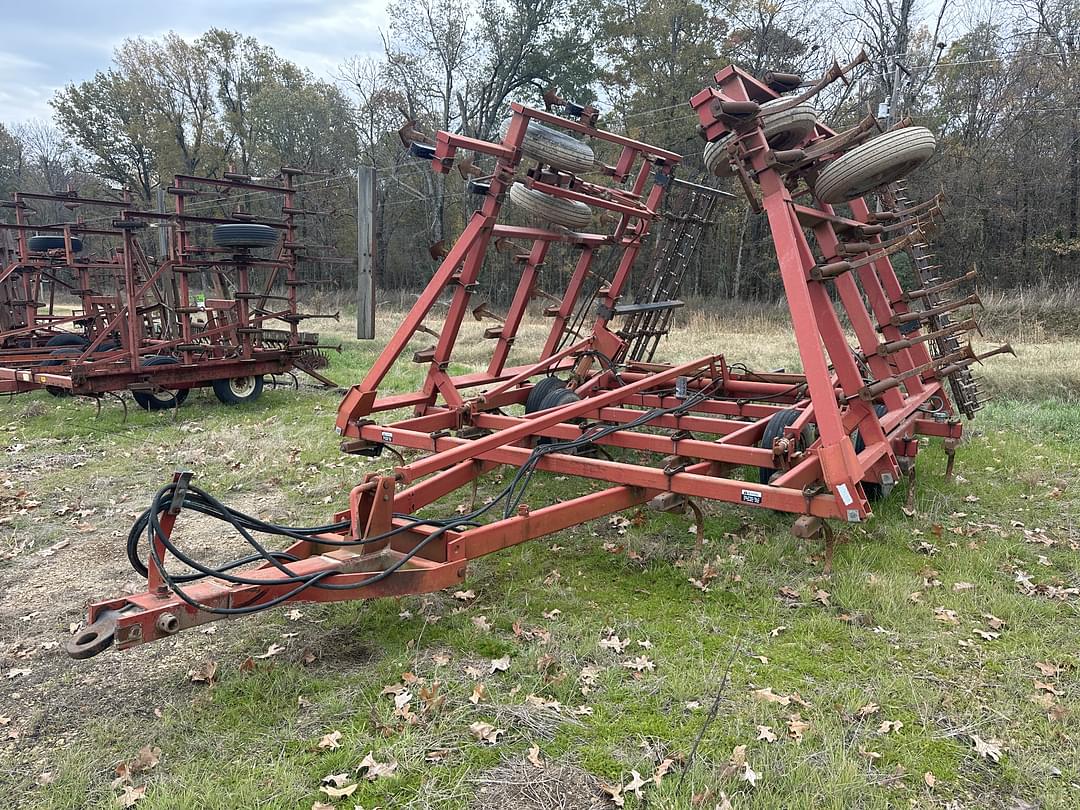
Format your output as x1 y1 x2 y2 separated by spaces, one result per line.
0 474 295 768
470 758 608 810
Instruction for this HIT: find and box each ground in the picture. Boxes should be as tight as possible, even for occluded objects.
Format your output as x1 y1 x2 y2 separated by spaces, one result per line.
0 308 1077 809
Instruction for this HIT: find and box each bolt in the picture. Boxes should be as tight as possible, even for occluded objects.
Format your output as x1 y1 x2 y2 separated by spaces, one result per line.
155 613 180 635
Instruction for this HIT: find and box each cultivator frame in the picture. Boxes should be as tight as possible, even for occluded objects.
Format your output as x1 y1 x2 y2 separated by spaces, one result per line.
70 61 1007 657
0 171 336 403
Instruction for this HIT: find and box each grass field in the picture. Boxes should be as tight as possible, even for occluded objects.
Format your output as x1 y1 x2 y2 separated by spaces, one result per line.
1 308 1077 809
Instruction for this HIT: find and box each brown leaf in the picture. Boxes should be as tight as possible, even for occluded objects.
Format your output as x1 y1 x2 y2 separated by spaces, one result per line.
756 724 778 743
472 615 492 632
787 713 810 742
1034 661 1060 677
425 749 450 763
714 793 734 810
255 643 285 659
971 734 1003 763
319 781 358 798
117 785 146 808
130 745 160 773
453 589 476 601
468 721 504 744
489 655 510 673
923 771 937 788
317 730 342 750
769 625 787 637
624 769 648 798
652 757 676 786
187 660 217 686
356 752 398 780
814 589 831 606
878 719 903 734
527 743 544 770
1034 680 1064 696
856 702 880 718
752 687 790 706
599 782 625 807
621 655 655 672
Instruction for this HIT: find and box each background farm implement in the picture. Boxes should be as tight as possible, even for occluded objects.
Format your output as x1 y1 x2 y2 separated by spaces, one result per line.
67 58 1010 659
0 170 338 409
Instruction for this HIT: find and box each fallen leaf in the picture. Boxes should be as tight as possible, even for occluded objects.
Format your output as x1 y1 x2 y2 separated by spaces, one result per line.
453 589 476 601
356 751 398 780
425 749 450 763
652 757 676 786
856 702 880 718
527 743 544 770
286 609 303 620
542 609 561 620
952 582 975 592
624 769 648 798
312 803 335 810
489 655 510 674
36 772 56 786
933 607 959 625
923 771 937 788
184 656 220 685
431 652 450 666
757 724 778 743
469 683 487 705
319 782 358 798
1034 680 1064 696
468 721 504 744
255 643 284 659
878 719 903 734
472 615 492 632
1034 661 1060 677
814 589 831 606
769 625 787 637
859 748 882 761
130 745 160 773
621 655 655 672
971 734 1003 763
317 730 342 750
117 785 146 807
752 687 790 706
714 793 734 810
599 782 625 807
787 713 810 742
599 635 630 653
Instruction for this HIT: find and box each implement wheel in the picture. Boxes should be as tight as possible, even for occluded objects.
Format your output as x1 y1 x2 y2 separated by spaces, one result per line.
212 375 264 405
509 182 592 229
503 118 595 174
704 99 818 177
41 347 79 397
212 224 279 249
814 127 936 203
132 355 190 411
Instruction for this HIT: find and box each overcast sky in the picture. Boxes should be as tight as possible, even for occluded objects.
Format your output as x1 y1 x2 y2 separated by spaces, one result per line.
0 0 390 125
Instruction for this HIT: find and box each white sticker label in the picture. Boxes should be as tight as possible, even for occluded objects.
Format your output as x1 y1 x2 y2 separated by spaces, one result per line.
381 431 393 443
836 483 853 506
741 488 762 505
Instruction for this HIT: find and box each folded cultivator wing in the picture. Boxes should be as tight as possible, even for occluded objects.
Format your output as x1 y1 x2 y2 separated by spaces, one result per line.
0 171 338 409
67 60 1010 659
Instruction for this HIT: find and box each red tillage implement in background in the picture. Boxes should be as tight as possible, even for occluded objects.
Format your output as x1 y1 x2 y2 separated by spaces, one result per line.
67 60 1009 658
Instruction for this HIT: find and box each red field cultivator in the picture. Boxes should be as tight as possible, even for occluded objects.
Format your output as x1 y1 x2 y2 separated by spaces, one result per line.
67 57 1010 658
0 171 337 409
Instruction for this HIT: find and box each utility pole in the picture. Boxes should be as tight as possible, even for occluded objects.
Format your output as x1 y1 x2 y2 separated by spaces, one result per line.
356 165 375 340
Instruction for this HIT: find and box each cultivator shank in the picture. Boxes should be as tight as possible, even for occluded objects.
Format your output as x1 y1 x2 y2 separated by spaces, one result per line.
69 63 1009 657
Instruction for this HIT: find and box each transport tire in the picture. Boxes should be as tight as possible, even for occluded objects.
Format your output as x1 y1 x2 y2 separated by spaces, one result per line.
211 224 279 249
757 408 809 485
502 118 595 174
45 334 89 348
852 403 889 500
509 182 592 230
28 235 83 253
212 375 264 405
525 376 566 414
41 347 79 397
814 127 936 204
132 355 190 411
703 99 818 177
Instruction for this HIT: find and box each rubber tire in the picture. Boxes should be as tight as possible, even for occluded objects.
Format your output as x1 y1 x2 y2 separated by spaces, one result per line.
502 119 595 174
509 182 592 229
815 127 936 204
94 341 119 352
41 348 79 397
853 403 889 500
212 224 279 249
758 408 801 485
132 355 190 411
212 375 264 405
539 387 580 411
525 376 565 414
28 235 83 253
703 99 818 177
45 334 89 348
